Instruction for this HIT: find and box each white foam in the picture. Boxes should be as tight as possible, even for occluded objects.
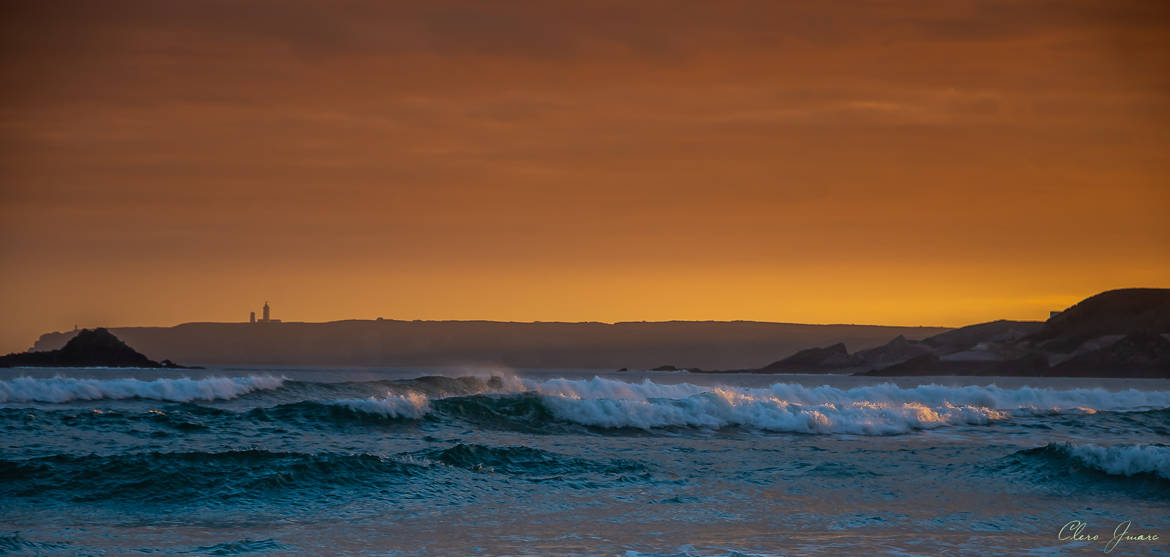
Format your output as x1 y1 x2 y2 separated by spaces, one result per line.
1062 443 1170 480
0 375 286 403
332 391 430 419
516 377 1170 434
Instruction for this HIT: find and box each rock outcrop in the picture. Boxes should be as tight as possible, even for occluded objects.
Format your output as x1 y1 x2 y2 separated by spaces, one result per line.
759 343 859 372
0 328 185 368
862 289 1170 377
1050 331 1170 377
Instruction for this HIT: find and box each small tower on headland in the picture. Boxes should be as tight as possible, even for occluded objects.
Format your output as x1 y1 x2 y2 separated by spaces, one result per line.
249 299 280 322
251 301 281 324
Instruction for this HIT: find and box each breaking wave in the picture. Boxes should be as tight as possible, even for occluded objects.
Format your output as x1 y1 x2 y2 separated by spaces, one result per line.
523 377 1170 411
249 391 431 425
313 377 1170 435
1022 443 1170 481
0 375 286 403
5 375 1168 435
331 391 431 419
505 377 1170 434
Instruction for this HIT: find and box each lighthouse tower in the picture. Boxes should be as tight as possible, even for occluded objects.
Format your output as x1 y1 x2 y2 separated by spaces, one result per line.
251 301 280 324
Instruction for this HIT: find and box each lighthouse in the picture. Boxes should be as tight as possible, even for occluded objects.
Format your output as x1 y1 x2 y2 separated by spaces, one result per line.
251 301 281 324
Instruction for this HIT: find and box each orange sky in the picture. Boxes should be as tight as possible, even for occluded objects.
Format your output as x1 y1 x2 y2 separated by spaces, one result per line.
1 1 1168 353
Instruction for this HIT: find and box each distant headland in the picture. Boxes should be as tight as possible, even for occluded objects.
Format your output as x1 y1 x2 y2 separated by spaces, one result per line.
19 289 1169 377
28 314 947 370
693 288 1168 378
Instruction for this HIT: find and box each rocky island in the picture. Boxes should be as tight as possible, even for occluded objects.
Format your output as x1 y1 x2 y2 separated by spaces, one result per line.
0 328 187 368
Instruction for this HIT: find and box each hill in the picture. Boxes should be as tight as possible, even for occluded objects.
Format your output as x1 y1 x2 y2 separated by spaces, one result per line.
751 321 1042 374
0 328 184 368
860 288 1170 377
1030 288 1170 351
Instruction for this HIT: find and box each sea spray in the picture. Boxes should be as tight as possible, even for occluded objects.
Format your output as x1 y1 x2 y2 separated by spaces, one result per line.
333 391 431 419
506 377 1170 433
0 375 286 403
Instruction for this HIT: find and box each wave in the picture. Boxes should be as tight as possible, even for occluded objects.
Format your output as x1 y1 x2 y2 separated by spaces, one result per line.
0 375 285 403
1021 443 1170 481
504 377 1170 434
426 442 646 478
266 375 513 402
431 393 563 433
525 377 1170 411
424 377 1169 434
0 449 426 503
620 551 784 557
0 533 70 553
249 393 432 425
533 392 1004 435
6 375 1168 435
0 443 649 504
400 375 512 397
184 538 286 555
332 391 430 419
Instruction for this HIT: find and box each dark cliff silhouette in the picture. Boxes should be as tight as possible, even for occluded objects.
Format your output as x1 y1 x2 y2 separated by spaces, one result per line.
1030 288 1170 351
859 288 1170 378
752 321 1041 373
753 333 947 373
1050 331 1170 376
759 343 858 372
718 288 1169 378
0 328 185 368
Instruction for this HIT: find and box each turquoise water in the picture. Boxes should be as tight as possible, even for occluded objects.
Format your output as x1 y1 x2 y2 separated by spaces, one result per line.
2 367 1168 555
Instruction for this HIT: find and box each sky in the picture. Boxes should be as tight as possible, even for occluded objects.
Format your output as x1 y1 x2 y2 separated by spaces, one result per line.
1 0 1168 352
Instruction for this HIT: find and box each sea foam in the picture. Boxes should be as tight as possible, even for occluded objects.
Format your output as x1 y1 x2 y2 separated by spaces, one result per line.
516 377 1170 434
1056 443 1170 480
0 375 286 403
332 391 431 419
380 377 1170 434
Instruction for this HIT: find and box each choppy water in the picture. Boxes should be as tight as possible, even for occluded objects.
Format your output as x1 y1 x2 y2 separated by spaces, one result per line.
2 367 1168 556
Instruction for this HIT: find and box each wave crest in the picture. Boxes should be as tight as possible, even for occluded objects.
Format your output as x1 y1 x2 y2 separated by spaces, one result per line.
332 391 430 419
535 389 1007 434
1031 443 1170 481
8 375 1168 435
512 377 1170 434
0 449 423 503
0 375 285 403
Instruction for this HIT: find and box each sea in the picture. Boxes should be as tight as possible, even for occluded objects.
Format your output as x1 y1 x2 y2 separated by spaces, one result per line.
1 366 1168 556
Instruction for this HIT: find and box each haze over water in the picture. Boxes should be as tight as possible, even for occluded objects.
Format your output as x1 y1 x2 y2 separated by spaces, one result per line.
3 366 1168 556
